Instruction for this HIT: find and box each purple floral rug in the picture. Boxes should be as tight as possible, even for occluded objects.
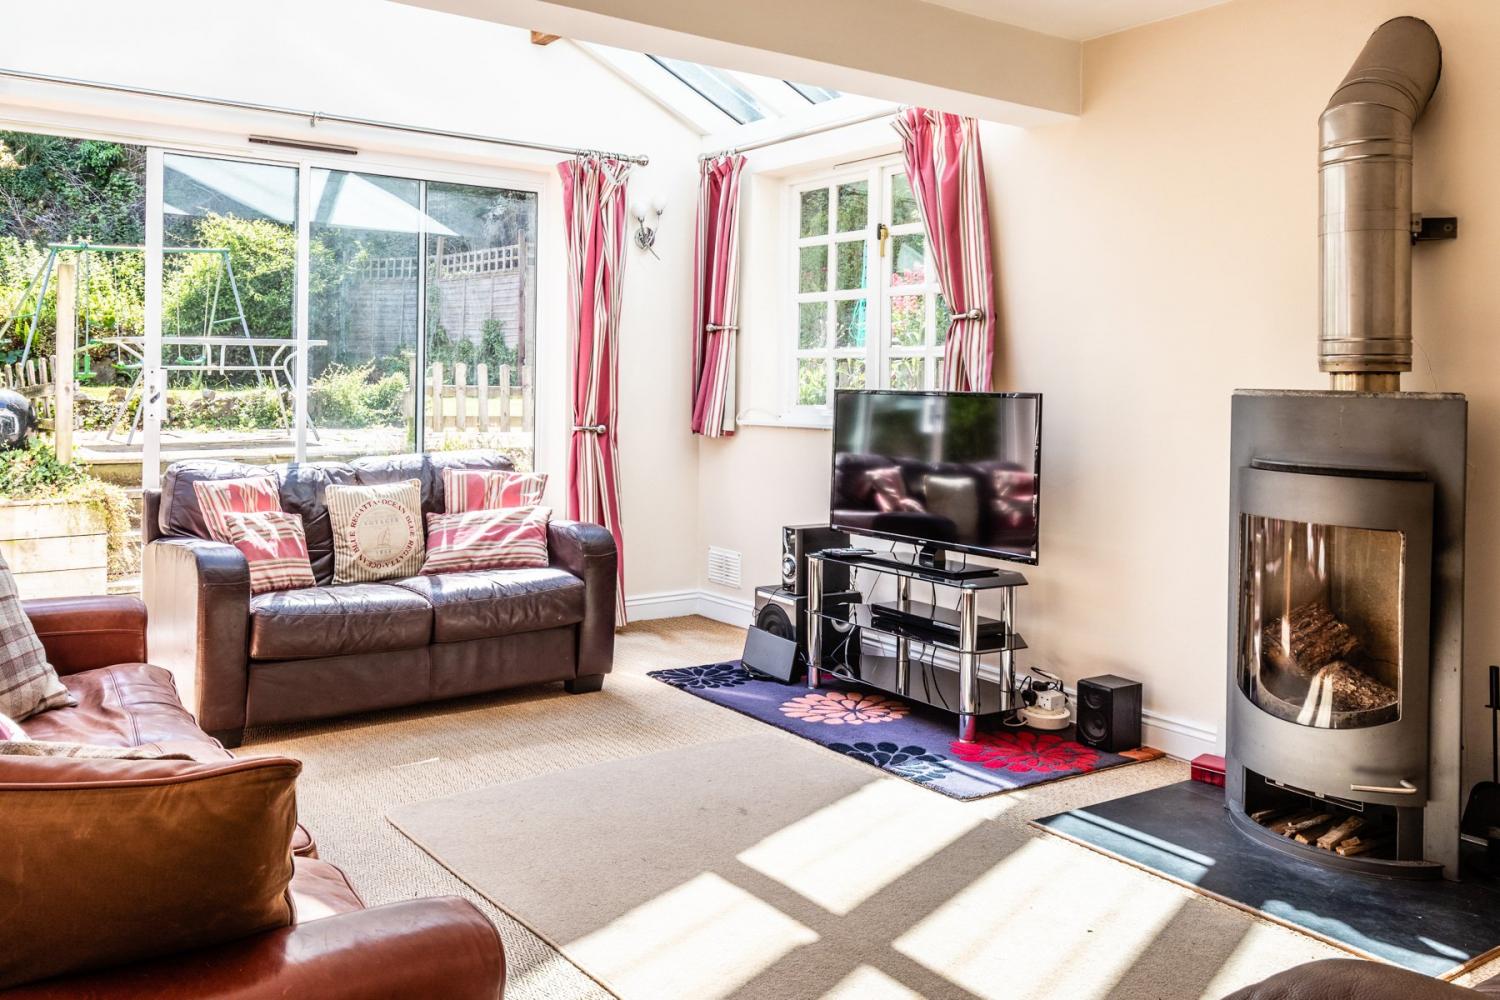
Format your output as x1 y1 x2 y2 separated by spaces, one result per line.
647 662 1141 800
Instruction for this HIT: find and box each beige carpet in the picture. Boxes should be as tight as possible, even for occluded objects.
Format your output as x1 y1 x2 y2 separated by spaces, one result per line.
245 617 1500 999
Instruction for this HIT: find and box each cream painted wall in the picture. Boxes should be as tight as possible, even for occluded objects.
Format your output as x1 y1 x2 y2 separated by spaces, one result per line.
699 0 1500 766
0 0 705 601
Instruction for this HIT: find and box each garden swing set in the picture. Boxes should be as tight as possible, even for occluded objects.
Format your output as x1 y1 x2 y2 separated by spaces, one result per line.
0 242 312 443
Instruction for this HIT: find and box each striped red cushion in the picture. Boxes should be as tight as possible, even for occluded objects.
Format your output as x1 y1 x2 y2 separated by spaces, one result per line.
193 476 282 542
221 511 317 595
422 506 552 574
442 468 548 513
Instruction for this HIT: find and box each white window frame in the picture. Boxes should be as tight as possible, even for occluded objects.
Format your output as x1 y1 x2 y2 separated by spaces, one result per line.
783 157 945 425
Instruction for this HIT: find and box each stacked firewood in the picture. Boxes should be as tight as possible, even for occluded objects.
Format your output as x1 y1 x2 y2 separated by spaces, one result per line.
1250 806 1389 857
1260 602 1396 715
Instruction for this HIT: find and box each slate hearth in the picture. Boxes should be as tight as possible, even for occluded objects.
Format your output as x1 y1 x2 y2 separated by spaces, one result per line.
1034 780 1500 978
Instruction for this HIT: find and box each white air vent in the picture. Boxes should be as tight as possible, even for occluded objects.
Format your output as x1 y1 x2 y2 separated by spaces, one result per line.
706 546 742 588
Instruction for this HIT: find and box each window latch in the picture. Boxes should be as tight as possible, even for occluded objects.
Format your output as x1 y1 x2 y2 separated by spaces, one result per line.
877 222 889 258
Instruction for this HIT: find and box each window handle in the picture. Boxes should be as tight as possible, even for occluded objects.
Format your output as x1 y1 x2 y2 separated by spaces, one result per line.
877 223 889 258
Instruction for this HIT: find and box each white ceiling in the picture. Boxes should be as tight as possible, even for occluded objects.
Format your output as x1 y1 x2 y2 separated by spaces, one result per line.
922 0 1231 41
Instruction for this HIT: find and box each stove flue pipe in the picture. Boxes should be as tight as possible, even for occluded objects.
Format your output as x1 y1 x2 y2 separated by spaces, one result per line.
1319 16 1441 392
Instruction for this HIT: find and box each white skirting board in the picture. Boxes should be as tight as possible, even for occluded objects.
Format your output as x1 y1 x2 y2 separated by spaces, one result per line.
624 589 1220 762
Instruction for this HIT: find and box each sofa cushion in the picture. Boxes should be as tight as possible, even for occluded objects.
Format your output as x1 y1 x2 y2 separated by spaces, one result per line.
352 450 513 519
289 856 366 922
0 752 300 990
21 662 233 760
422 506 552 575
327 480 426 584
442 466 545 513
159 459 277 539
223 510 318 594
0 551 75 721
390 568 585 644
193 474 282 541
249 584 433 661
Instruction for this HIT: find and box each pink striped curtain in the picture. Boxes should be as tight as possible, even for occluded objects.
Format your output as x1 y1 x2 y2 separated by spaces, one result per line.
559 155 632 626
893 108 996 391
687 155 747 434
691 154 747 437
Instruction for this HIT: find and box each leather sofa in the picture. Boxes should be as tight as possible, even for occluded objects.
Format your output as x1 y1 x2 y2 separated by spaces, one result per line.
1225 959 1500 999
142 451 617 747
2 594 505 999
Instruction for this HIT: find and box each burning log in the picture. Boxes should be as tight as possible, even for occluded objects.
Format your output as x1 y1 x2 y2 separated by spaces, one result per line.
1262 602 1362 678
1307 661 1397 714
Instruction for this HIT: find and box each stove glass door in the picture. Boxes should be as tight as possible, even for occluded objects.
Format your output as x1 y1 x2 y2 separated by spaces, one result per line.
1238 515 1403 730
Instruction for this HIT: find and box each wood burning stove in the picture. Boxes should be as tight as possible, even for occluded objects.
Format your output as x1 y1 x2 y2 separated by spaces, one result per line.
1226 391 1465 878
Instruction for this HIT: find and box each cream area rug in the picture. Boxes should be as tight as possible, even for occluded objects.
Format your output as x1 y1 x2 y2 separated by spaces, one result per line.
389 733 1031 1000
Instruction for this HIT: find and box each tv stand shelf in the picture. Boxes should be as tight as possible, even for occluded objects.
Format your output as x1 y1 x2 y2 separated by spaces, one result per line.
807 552 1028 742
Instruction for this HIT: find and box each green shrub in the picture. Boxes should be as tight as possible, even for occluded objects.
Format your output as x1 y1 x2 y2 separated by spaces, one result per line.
310 363 407 428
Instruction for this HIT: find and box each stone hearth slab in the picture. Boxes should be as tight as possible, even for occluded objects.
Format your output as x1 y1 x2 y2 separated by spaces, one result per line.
1034 779 1500 979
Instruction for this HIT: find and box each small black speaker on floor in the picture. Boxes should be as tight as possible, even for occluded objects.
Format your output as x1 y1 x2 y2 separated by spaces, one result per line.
741 626 800 684
1076 675 1142 752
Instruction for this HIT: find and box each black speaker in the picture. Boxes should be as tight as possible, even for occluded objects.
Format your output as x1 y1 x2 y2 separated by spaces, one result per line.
753 585 860 677
781 524 850 596
1076 675 1142 752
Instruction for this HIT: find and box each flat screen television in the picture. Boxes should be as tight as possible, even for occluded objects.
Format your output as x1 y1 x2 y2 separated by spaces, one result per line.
830 390 1042 565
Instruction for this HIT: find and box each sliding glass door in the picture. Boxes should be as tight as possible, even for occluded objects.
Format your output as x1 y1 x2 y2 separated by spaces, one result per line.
139 151 540 478
309 169 421 456
423 182 538 470
158 153 299 466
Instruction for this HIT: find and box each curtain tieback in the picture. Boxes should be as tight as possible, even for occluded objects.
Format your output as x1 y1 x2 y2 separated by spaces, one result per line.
947 308 986 322
573 423 608 434
706 323 739 333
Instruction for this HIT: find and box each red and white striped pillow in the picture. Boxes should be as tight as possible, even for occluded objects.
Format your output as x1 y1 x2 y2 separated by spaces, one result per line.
442 468 548 514
193 476 282 542
220 510 317 595
422 505 552 575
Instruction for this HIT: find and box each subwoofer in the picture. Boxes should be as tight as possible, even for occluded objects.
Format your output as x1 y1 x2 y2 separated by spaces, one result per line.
781 524 850 596
753 585 860 674
1076 675 1142 753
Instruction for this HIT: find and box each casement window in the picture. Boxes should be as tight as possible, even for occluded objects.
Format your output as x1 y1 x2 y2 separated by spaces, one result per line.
788 159 947 416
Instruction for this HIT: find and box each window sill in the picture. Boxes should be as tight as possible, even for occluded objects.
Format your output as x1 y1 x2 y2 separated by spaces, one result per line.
734 412 833 431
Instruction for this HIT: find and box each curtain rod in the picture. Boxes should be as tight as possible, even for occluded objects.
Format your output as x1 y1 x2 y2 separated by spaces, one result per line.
0 66 651 167
700 106 902 161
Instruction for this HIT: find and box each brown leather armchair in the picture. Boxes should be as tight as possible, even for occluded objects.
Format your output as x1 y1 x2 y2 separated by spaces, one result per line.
142 451 617 747
3 595 506 999
1225 959 1500 999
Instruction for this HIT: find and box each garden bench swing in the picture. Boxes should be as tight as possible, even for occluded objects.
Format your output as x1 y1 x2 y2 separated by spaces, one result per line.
0 242 309 445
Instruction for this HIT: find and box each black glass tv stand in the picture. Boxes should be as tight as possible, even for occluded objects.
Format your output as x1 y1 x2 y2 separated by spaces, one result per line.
806 551 1027 742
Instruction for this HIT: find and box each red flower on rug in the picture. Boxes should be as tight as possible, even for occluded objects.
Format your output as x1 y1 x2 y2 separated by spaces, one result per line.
948 731 1100 773
780 691 908 726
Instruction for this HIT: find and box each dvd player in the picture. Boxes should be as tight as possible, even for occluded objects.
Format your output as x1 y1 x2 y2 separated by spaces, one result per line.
869 600 1007 639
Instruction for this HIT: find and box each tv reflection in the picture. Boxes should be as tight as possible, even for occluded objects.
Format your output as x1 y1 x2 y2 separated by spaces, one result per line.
830 392 1040 560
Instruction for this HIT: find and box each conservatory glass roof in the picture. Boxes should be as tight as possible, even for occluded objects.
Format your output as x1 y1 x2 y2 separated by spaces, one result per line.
577 43 879 141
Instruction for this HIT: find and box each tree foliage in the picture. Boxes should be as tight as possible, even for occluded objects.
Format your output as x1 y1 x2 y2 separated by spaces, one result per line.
0 133 145 246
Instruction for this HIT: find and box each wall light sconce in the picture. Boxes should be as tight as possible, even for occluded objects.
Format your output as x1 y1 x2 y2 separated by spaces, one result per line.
631 196 666 259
